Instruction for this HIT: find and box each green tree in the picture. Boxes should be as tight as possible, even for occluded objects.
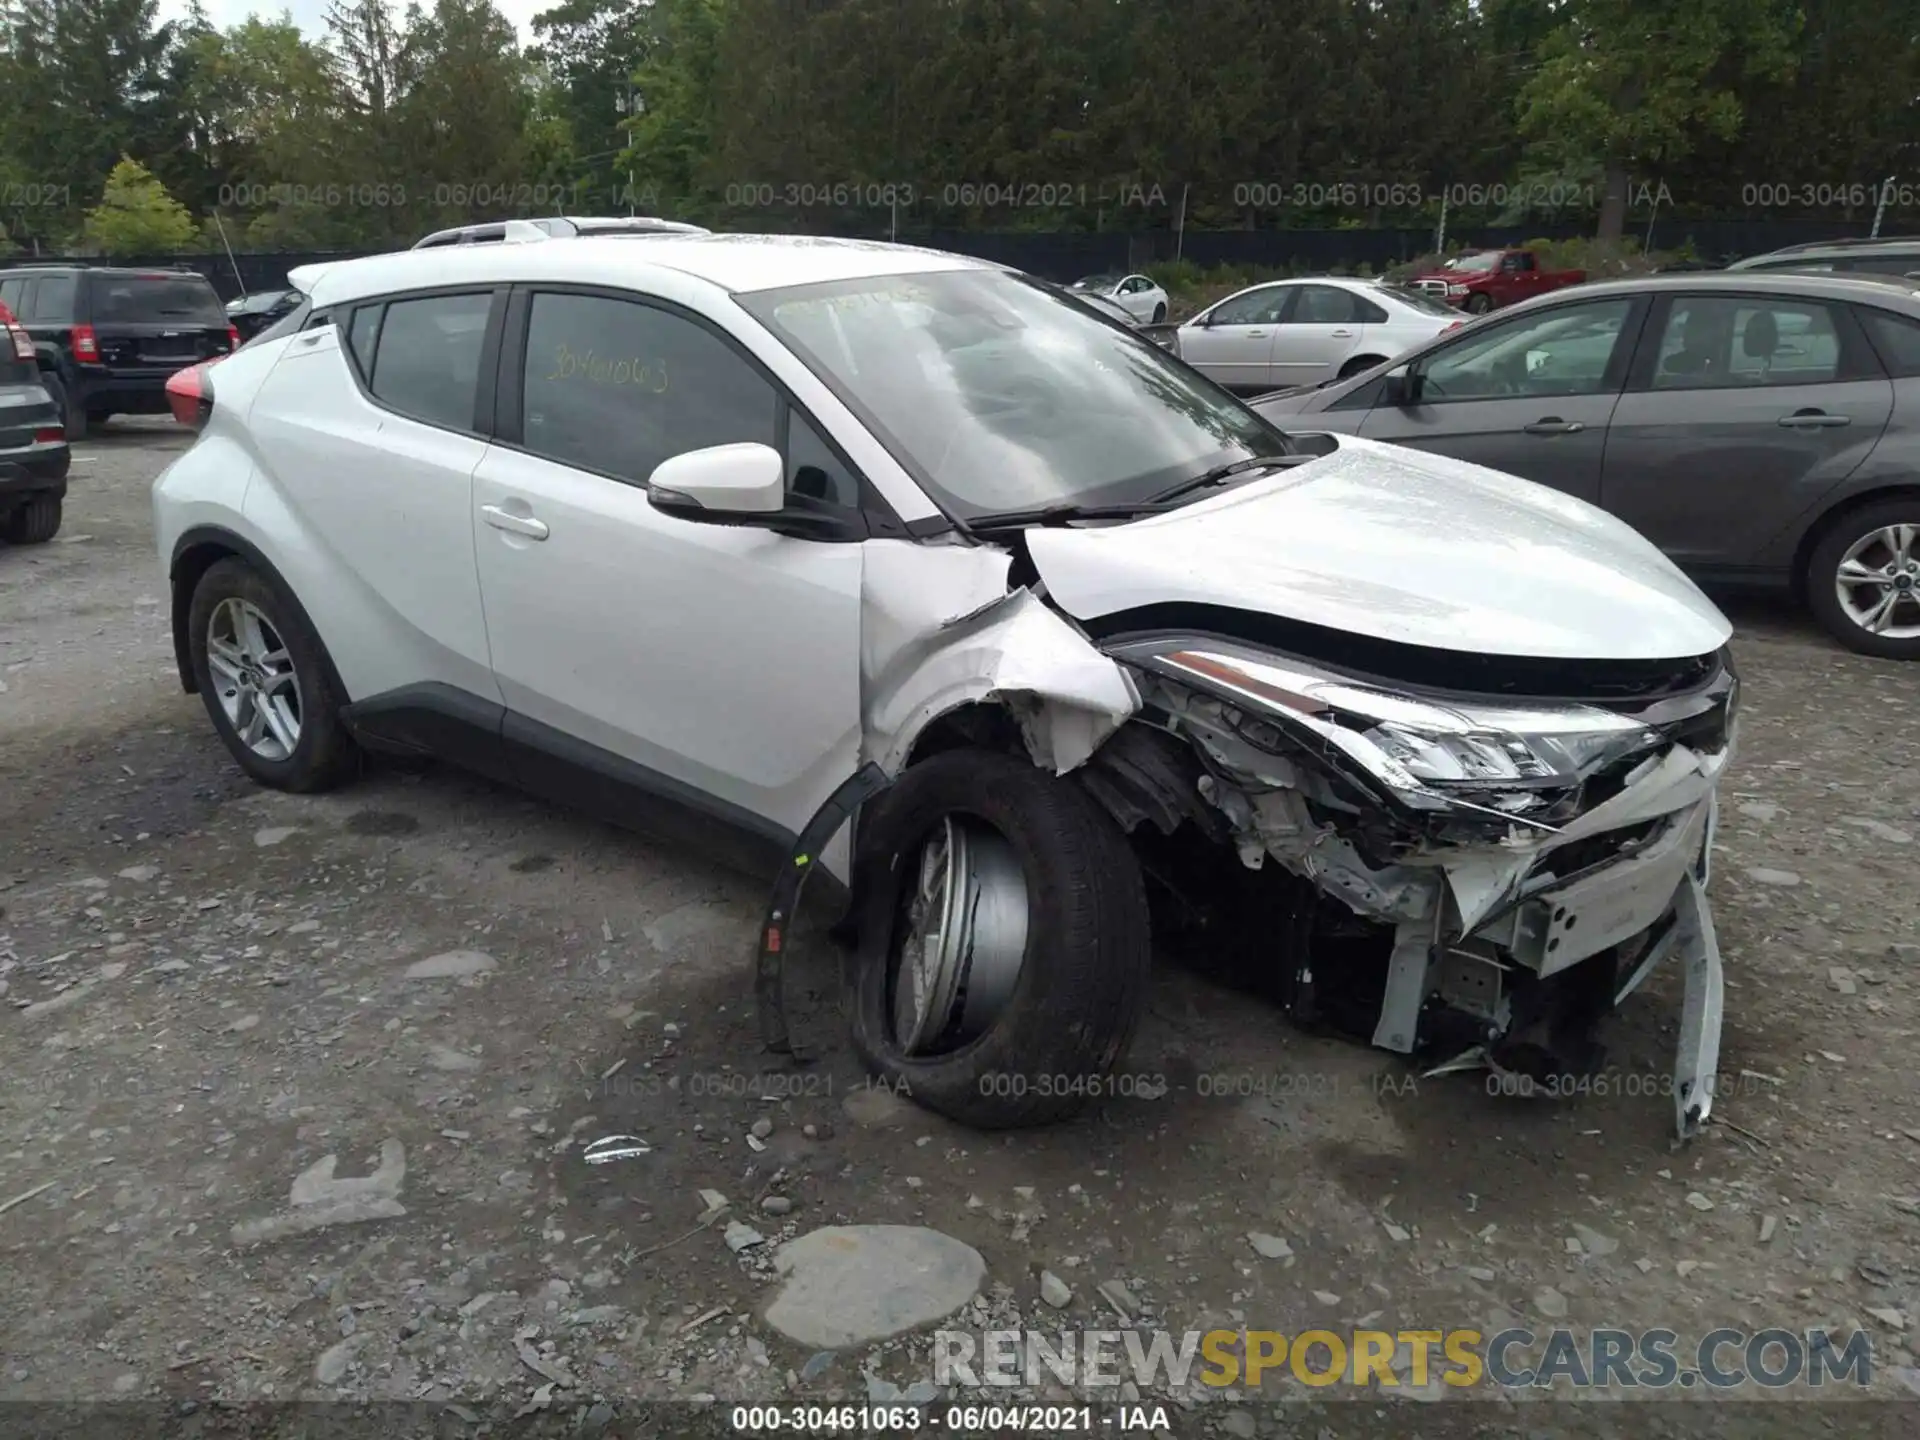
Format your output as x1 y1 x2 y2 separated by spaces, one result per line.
1517 0 1803 239
82 154 197 253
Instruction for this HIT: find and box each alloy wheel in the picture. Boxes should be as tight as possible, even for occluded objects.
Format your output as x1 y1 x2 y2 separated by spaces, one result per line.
206 597 304 760
1834 524 1920 641
891 816 1029 1055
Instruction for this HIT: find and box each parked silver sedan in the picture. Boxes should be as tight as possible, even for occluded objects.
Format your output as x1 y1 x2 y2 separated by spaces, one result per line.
1176 277 1466 392
1255 271 1920 658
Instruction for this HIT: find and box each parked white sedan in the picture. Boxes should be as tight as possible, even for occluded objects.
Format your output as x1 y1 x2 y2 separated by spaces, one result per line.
1176 277 1465 392
1069 272 1170 323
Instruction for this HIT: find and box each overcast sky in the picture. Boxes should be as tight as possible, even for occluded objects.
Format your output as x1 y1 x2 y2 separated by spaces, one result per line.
156 0 547 45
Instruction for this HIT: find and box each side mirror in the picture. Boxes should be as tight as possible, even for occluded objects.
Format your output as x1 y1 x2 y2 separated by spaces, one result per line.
646 442 785 519
1381 363 1421 406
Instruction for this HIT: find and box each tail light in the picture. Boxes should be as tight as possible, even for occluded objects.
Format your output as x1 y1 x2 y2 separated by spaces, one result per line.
1442 321 1464 332
0 301 33 361
227 324 242 350
33 427 63 445
166 363 214 430
71 323 100 362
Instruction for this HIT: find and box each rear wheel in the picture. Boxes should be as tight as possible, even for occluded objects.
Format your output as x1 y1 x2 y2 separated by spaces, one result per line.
0 495 61 544
1806 498 1920 659
1337 354 1387 379
187 558 358 791
849 750 1152 1128
41 372 84 441
1151 302 1167 323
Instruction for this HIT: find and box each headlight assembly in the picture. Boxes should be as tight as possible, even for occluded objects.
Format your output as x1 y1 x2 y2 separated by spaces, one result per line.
1110 640 1664 829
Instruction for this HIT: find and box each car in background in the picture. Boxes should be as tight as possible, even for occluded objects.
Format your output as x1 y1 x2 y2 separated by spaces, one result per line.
1405 247 1587 313
1726 236 1920 279
1174 276 1466 392
1069 272 1169 323
227 288 305 342
0 299 69 543
1056 286 1139 327
1 265 238 439
1253 271 1920 659
412 215 709 249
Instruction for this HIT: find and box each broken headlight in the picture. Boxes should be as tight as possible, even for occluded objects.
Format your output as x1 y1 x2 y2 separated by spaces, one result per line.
1115 642 1663 828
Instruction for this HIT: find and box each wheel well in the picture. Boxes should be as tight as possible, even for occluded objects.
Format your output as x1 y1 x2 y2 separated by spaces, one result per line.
170 540 240 693
900 702 1029 770
1787 485 1920 602
1341 354 1388 373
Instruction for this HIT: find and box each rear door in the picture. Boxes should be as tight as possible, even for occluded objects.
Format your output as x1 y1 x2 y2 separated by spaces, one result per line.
244 289 505 703
1178 285 1289 390
1269 283 1369 384
1600 292 1893 567
1356 294 1643 502
85 271 234 370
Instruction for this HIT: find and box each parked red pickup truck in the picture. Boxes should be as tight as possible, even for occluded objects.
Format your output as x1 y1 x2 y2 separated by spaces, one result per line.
1406 248 1586 314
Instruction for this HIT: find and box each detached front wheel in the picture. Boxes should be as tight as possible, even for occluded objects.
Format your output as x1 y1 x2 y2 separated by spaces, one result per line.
849 750 1151 1128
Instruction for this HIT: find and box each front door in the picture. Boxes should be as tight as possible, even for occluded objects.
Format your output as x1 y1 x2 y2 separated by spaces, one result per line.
1179 285 1290 390
471 285 865 848
1358 295 1642 503
1601 292 1894 568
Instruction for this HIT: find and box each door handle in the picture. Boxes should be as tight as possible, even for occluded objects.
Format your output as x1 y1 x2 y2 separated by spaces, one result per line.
1523 418 1586 435
1329 329 1355 338
1246 330 1268 338
1777 410 1850 428
482 504 549 540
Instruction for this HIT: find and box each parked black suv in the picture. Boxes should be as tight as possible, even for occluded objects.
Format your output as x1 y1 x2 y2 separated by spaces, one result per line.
0 300 69 544
0 266 239 439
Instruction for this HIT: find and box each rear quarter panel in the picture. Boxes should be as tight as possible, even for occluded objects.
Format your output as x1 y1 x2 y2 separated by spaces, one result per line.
1746 377 1920 572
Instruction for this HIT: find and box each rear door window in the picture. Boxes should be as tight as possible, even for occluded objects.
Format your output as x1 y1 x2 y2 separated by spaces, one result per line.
365 291 494 431
22 275 75 323
87 274 226 326
1855 306 1920 376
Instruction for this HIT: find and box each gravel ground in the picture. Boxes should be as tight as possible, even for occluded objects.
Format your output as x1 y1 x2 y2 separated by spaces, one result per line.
3 426 1920 1436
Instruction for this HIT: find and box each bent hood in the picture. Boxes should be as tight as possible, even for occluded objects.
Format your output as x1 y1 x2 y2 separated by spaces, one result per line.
1024 435 1733 661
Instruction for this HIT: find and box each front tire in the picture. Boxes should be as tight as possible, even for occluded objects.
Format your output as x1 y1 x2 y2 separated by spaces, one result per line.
1466 293 1495 315
849 750 1152 1128
1806 499 1920 659
187 558 358 791
0 495 61 544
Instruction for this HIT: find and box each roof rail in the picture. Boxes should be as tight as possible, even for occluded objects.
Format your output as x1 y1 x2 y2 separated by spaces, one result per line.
1764 235 1920 255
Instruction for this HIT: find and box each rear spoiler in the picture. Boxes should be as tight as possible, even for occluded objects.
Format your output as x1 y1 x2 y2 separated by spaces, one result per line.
286 263 333 296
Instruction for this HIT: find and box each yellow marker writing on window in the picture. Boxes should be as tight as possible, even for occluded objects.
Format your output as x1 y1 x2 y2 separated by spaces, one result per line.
547 342 670 393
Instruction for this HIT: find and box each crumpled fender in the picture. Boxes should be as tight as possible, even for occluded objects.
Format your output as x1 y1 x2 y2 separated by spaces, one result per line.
859 540 1139 778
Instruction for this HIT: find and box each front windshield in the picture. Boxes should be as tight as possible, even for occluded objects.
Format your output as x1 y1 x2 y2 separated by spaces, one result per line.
1444 252 1501 273
741 269 1288 520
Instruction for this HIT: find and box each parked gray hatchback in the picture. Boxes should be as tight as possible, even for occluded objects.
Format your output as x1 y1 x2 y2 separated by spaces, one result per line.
1254 272 1920 658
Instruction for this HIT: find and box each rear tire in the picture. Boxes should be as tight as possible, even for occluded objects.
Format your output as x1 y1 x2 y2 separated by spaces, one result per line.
0 495 61 544
848 749 1152 1128
42 372 85 441
1338 354 1387 379
1151 302 1167 323
1805 497 1920 659
187 557 359 791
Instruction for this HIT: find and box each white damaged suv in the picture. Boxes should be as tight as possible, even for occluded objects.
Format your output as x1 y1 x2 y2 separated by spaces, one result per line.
153 234 1737 1138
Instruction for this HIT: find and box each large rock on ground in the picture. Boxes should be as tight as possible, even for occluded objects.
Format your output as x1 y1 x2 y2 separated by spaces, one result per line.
762 1225 985 1349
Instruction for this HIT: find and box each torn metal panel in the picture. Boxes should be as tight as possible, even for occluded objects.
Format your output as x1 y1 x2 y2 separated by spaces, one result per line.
861 547 1139 776
1672 873 1724 1139
1373 912 1439 1052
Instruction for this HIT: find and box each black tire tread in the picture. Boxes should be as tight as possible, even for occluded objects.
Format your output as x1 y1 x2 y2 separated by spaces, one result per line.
848 749 1151 1129
0 494 61 544
187 557 358 792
